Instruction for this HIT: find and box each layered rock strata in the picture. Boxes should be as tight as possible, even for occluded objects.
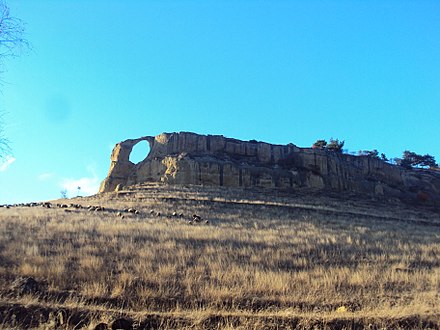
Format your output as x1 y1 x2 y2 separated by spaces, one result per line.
99 132 440 203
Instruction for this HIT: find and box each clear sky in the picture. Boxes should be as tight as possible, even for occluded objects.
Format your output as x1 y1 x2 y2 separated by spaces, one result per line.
1 0 439 204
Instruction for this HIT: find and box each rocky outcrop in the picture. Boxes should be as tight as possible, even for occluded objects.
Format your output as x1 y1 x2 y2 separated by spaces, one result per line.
99 132 440 203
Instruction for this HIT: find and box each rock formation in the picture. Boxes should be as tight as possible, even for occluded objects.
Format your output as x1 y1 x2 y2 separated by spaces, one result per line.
99 132 440 203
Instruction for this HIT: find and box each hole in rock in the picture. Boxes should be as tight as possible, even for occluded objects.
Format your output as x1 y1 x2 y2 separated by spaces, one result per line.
129 140 151 164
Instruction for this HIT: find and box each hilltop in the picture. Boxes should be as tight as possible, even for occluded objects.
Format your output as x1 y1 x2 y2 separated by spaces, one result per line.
1 131 439 329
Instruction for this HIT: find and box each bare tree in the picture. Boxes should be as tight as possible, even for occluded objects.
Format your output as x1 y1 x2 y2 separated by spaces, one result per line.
0 1 28 59
0 0 27 158
0 112 10 157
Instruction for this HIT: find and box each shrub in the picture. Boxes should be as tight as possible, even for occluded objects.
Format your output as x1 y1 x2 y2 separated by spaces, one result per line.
327 138 345 153
312 139 327 149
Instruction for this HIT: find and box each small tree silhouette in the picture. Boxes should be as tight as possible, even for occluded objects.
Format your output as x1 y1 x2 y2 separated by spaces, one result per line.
312 139 327 149
401 151 438 169
358 150 380 159
327 138 345 153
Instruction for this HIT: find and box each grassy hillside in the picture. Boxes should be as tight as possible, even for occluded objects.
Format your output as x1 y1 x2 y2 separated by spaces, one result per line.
0 184 439 329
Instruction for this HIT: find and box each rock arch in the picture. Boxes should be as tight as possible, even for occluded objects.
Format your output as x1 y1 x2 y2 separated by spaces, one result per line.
99 132 440 205
129 140 151 164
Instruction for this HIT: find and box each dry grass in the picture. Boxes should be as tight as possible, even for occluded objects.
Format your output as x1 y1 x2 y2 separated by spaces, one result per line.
0 184 439 329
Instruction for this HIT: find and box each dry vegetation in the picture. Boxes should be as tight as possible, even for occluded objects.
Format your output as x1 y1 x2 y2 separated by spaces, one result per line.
0 184 439 329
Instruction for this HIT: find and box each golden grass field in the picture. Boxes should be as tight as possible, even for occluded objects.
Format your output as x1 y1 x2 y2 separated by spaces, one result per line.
0 183 439 329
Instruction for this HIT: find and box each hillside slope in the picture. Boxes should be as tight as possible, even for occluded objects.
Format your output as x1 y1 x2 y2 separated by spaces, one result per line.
0 183 439 329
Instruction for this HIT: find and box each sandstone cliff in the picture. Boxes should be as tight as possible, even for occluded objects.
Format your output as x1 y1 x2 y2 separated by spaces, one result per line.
99 132 440 203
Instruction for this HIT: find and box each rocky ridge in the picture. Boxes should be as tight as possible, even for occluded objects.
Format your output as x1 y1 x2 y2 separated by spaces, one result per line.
99 132 440 204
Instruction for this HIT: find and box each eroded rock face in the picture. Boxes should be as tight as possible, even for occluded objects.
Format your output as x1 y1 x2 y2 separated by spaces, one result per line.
99 132 440 203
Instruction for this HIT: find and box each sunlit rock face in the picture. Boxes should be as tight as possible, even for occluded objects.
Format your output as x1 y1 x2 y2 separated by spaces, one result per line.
99 132 440 204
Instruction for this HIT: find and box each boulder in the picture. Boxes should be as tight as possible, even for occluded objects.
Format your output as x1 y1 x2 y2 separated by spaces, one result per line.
11 277 40 295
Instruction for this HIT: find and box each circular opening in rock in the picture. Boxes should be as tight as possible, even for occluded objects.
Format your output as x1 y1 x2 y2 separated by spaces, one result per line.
129 140 151 164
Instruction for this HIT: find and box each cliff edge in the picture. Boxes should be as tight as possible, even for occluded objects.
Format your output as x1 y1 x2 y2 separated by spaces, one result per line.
99 132 440 204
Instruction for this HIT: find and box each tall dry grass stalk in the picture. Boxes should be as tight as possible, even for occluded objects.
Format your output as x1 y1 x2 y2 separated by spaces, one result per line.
0 184 439 328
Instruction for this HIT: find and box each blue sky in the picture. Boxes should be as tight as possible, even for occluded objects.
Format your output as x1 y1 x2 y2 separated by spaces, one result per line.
1 0 439 203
